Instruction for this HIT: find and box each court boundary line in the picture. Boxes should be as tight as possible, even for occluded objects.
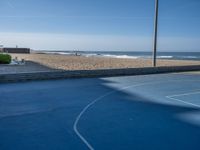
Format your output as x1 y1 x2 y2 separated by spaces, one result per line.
166 91 200 108
73 82 157 150
73 79 200 150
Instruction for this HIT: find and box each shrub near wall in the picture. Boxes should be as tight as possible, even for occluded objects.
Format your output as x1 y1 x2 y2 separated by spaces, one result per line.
0 53 11 64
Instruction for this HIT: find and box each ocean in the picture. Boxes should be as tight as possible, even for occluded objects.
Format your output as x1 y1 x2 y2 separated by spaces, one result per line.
40 51 200 61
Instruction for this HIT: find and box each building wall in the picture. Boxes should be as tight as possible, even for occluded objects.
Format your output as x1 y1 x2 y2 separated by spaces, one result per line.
3 48 30 54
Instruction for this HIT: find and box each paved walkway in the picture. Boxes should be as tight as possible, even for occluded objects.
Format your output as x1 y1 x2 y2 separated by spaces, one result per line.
0 61 58 75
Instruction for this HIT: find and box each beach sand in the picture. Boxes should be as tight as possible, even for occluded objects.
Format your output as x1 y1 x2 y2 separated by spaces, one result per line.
6 53 199 72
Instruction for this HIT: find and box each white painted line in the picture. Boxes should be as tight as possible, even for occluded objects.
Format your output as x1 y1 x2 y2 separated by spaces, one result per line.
73 79 200 150
167 91 200 98
73 91 114 150
166 91 200 108
166 96 200 108
73 82 156 150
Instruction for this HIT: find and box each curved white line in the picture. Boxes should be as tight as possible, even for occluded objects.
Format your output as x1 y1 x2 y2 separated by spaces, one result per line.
73 79 200 150
73 81 164 150
73 91 114 150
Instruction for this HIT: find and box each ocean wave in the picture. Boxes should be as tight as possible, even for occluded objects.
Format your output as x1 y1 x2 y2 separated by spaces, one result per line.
178 56 198 59
102 54 139 59
157 56 174 59
42 51 75 55
84 54 99 57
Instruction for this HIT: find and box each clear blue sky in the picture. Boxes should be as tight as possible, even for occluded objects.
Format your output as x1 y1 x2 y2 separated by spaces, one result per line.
0 0 200 51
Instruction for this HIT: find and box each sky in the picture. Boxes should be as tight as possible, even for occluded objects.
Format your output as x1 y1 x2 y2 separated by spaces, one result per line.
0 0 200 51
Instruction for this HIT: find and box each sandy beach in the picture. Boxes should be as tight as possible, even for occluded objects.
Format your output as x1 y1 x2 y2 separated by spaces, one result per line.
2 53 197 72
12 53 200 69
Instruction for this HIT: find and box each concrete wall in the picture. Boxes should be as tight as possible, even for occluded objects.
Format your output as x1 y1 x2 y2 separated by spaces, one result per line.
0 65 200 83
3 48 30 54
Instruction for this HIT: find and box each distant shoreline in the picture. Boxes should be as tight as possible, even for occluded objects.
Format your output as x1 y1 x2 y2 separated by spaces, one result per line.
32 50 200 61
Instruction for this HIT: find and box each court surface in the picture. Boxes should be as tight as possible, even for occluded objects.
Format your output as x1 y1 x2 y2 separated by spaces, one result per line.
0 72 200 150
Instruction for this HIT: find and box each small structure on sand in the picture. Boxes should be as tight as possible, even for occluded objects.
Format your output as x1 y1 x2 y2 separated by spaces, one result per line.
2 47 30 54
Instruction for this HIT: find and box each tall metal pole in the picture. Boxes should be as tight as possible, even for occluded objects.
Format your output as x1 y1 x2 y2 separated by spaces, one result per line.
153 0 159 67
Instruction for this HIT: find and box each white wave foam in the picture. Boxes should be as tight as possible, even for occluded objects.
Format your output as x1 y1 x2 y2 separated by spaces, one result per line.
102 54 139 59
84 54 98 57
180 56 198 59
157 56 173 59
42 51 74 55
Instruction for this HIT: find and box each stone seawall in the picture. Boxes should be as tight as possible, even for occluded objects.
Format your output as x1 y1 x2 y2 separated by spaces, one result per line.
0 65 200 83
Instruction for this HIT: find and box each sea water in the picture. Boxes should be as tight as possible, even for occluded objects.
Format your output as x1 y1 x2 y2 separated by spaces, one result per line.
40 51 200 61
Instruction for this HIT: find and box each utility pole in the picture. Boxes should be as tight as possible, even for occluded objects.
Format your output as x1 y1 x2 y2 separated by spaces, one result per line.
153 0 159 67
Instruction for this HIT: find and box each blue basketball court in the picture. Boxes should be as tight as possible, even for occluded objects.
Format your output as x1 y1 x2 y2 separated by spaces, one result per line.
0 72 200 150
